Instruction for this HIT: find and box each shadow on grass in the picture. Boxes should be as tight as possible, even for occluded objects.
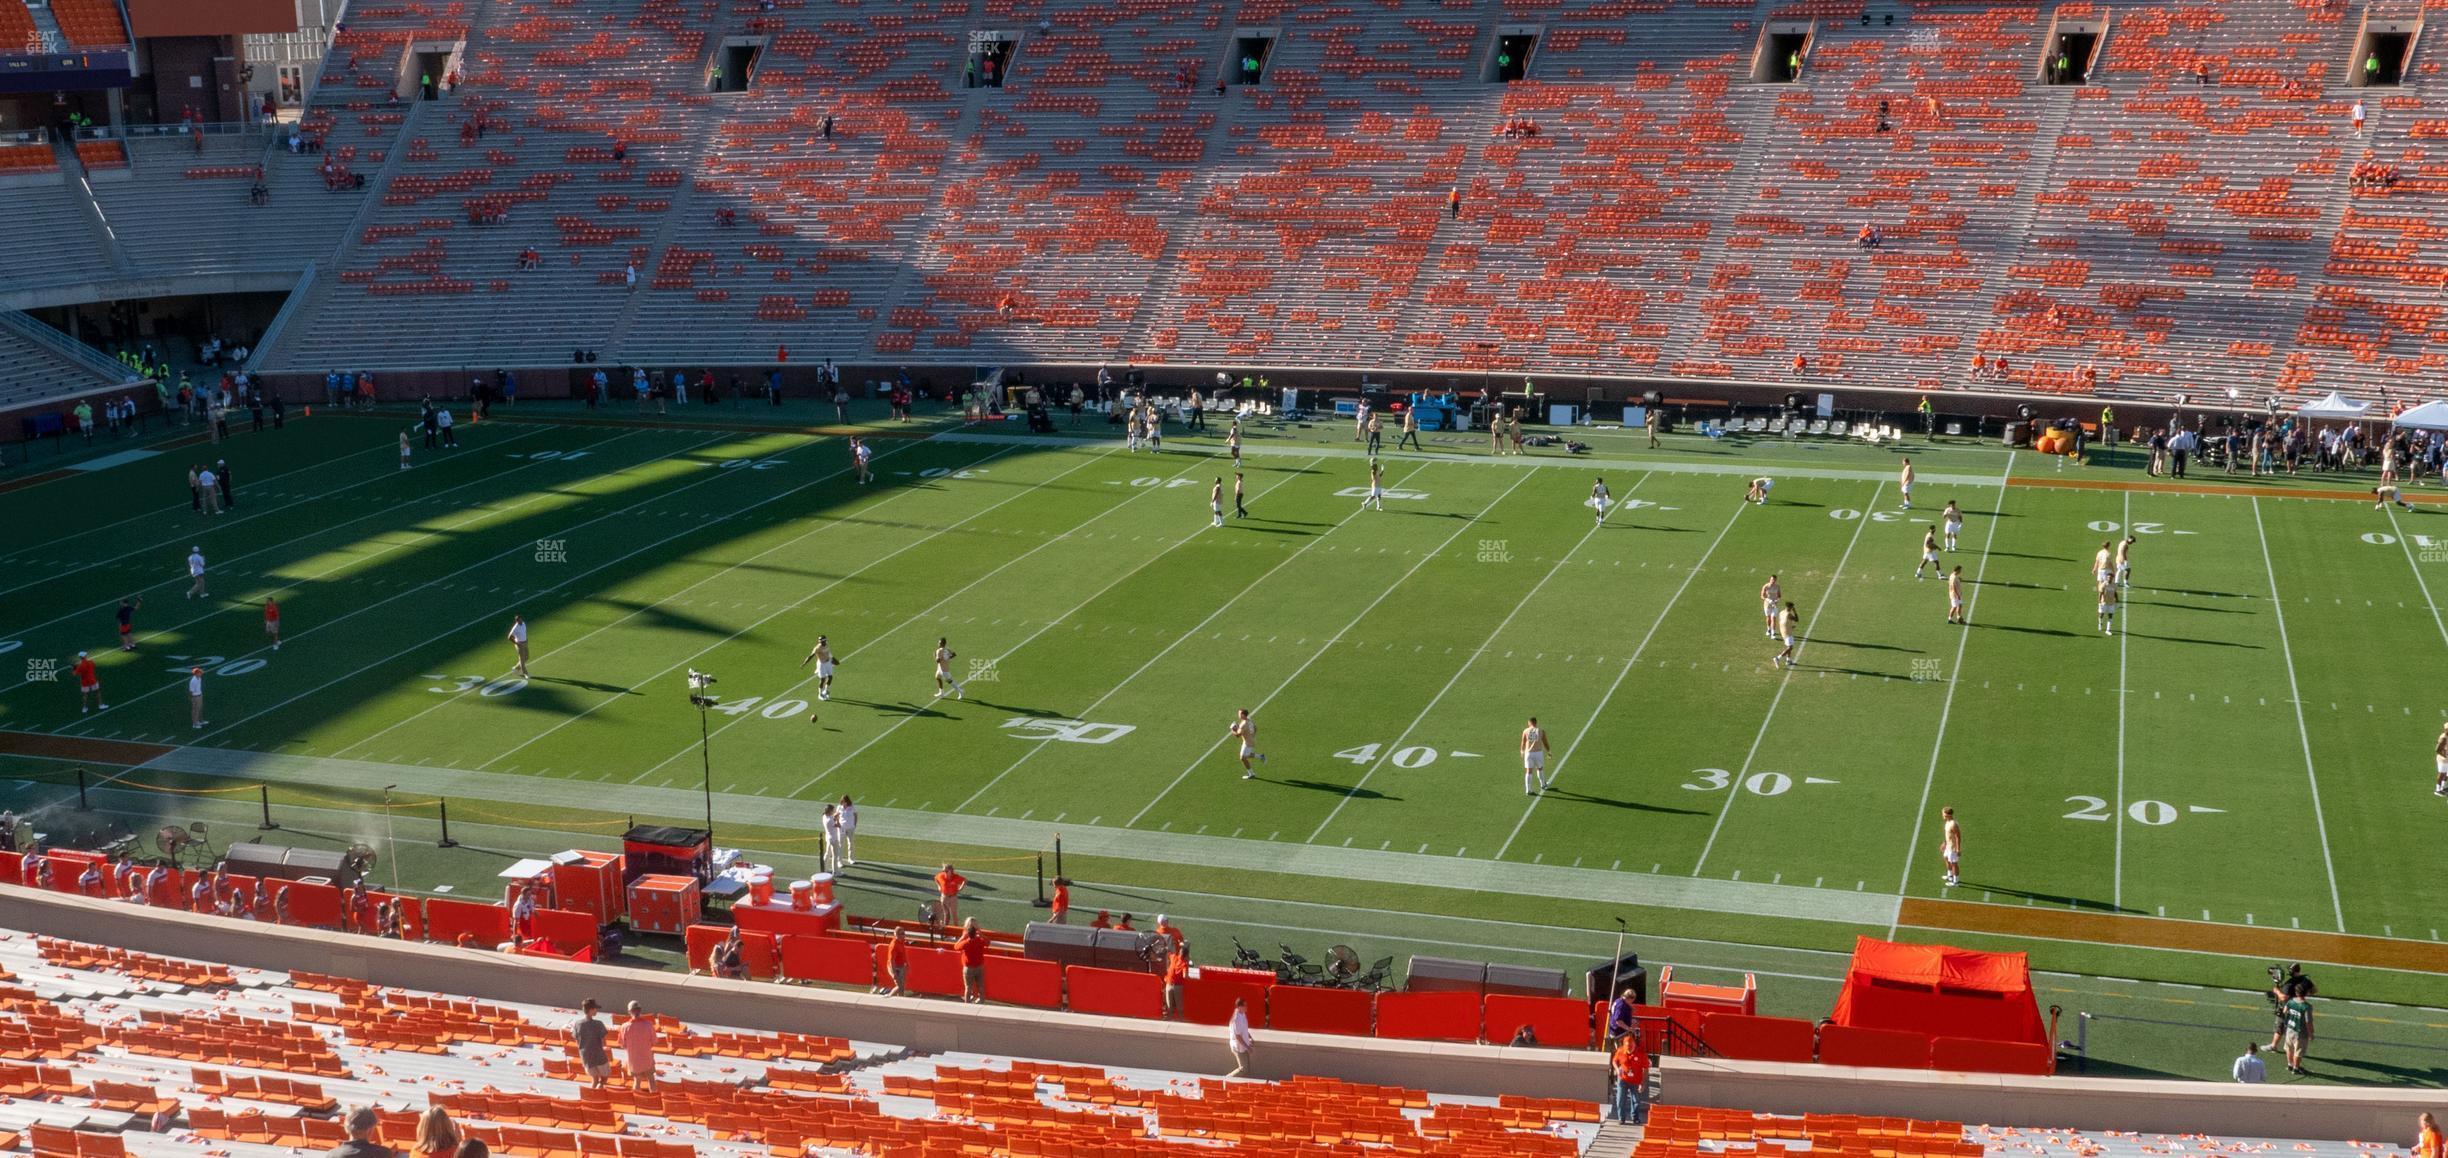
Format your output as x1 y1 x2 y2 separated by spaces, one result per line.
1272 779 1399 802
2119 633 2263 649
1981 623 2083 638
1537 788 1705 817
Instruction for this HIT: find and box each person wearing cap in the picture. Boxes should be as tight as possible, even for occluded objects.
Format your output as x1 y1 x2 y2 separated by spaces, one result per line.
186 547 209 599
934 863 965 926
215 459 235 510
571 1000 610 1087
506 615 529 676
72 651 104 713
1162 940 1189 1018
189 665 208 729
116 595 141 652
1154 914 1185 955
323 1106 395 1158
879 928 908 996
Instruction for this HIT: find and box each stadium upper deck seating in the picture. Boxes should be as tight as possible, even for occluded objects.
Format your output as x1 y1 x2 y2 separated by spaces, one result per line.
5 0 2444 410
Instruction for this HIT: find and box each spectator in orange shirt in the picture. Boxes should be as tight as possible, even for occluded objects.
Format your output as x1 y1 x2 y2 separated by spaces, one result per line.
1089 910 1111 930
879 929 908 997
2414 1113 2442 1158
1153 914 1185 955
934 864 965 926
955 918 987 1004
1611 1034 1650 1124
1049 877 1071 923
1162 945 1189 1019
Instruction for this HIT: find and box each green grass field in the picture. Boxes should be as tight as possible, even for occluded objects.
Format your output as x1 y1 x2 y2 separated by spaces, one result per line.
4 402 2447 1086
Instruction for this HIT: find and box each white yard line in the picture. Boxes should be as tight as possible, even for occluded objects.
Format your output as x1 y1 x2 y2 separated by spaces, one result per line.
2249 495 2348 932
2113 489 2131 911
802 460 1316 801
1120 466 1538 829
0 426 580 685
63 430 800 735
1688 480 1885 876
339 439 995 766
1490 493 1754 861
626 448 1194 783
1304 474 1648 844
1887 453 2013 934
2382 505 2448 650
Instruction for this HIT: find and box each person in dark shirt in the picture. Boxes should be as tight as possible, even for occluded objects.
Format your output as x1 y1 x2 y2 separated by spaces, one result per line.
324 1107 395 1158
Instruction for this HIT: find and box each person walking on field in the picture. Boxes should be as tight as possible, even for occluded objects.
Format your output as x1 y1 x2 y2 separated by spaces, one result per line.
1397 405 1421 451
801 635 837 702
507 615 530 676
933 637 964 699
263 598 282 650
1233 472 1248 519
187 547 210 600
2279 988 2314 1074
1229 708 1265 779
188 665 208 730
1521 716 1549 795
2433 721 2447 797
1939 805 1962 887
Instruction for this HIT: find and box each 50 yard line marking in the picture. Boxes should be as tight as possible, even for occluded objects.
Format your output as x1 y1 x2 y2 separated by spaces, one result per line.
620 445 1191 783
1120 466 1539 828
1888 454 2012 932
803 459 1315 801
2249 496 2347 932
1304 473 1650 844
2382 505 2448 651
1491 483 1755 860
356 439 1008 767
1689 479 1884 876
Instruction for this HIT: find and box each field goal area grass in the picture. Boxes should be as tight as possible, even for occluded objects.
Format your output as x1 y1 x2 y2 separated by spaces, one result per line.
3 402 2447 1084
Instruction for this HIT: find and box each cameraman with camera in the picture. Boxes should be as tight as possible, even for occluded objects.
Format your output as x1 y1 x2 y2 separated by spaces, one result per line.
2264 964 2316 1074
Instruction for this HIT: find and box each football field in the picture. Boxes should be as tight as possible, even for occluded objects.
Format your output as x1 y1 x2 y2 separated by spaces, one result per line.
4 403 2448 1083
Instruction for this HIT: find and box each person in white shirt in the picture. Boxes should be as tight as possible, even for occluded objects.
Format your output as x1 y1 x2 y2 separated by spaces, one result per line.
197 467 221 514
821 805 844 874
2232 1042 2266 1083
853 437 873 485
837 795 858 865
933 637 964 699
436 408 456 448
186 547 210 599
188 665 208 730
1226 998 1255 1077
507 615 530 676
1521 717 1550 795
801 635 837 702
1589 478 1612 527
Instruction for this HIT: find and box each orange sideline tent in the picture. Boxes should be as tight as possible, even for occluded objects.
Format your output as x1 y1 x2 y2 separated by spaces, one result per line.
1827 937 2047 1046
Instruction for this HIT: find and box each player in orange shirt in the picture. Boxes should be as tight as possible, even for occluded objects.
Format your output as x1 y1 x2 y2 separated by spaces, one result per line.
1049 876 1071 924
71 651 104 713
262 598 282 650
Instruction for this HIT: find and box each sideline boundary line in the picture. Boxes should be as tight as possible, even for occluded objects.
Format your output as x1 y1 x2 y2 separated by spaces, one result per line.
2383 505 2448 652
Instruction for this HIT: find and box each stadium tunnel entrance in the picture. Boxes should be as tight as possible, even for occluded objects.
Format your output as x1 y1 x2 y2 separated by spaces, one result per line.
1228 32 1276 87
1486 29 1537 84
2352 21 2418 87
1753 24 1811 83
709 38 762 93
24 289 287 380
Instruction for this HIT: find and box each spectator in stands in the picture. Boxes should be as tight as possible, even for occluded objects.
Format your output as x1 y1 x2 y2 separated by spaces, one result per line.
712 928 746 980
2353 98 2366 135
456 1143 488 1158
2417 1113 2443 1158
623 263 638 291
272 886 292 925
878 929 909 997
1161 942 1188 1018
1856 223 1879 248
2196 62 2212 86
617 1002 659 1091
327 1107 394 1158
821 114 834 139
1226 998 1255 1077
2232 1042 2265 1083
412 1108 460 1158
77 859 103 897
955 918 987 1003
1447 187 1460 219
935 863 966 925
1509 1025 1538 1046
1605 987 1637 1045
572 1000 611 1087
1610 1034 1649 1123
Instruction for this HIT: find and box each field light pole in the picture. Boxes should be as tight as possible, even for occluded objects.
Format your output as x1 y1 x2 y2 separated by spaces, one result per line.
687 671 719 844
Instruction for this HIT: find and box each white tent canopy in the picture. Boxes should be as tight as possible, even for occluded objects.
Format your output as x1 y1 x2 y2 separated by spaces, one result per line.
2295 391 2372 419
2392 399 2448 430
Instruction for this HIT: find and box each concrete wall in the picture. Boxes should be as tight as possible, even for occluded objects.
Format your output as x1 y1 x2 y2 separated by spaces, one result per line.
9 888 2428 1139
0 887 1604 1102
